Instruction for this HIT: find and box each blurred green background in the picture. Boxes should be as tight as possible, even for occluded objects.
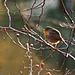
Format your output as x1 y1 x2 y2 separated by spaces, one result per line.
0 0 75 75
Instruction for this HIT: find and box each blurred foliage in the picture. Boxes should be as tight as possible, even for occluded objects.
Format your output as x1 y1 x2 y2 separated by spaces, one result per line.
0 0 75 75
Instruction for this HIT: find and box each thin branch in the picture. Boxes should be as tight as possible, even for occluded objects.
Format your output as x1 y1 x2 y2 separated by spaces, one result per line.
17 38 26 49
37 0 46 35
70 0 73 18
27 0 37 23
0 26 75 61
43 51 55 62
5 30 26 50
66 29 75 54
38 0 46 25
60 0 74 25
4 0 11 27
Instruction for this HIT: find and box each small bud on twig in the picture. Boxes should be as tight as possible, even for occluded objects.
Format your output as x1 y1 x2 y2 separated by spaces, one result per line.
16 33 20 37
35 64 39 68
40 61 44 68
3 28 6 31
20 71 23 74
30 44 33 47
46 72 51 75
22 28 25 31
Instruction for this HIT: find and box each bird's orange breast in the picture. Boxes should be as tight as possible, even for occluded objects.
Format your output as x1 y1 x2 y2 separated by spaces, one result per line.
44 29 49 39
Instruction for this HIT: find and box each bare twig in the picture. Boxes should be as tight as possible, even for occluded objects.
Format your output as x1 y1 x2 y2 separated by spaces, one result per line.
0 26 75 61
66 29 75 55
0 1 75 75
43 51 55 62
6 31 26 50
4 0 11 27
60 0 74 25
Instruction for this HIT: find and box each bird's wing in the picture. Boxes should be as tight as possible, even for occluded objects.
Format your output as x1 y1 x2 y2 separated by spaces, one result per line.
49 29 59 35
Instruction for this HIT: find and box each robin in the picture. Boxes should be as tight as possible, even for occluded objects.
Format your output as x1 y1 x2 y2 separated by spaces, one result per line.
43 26 68 47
